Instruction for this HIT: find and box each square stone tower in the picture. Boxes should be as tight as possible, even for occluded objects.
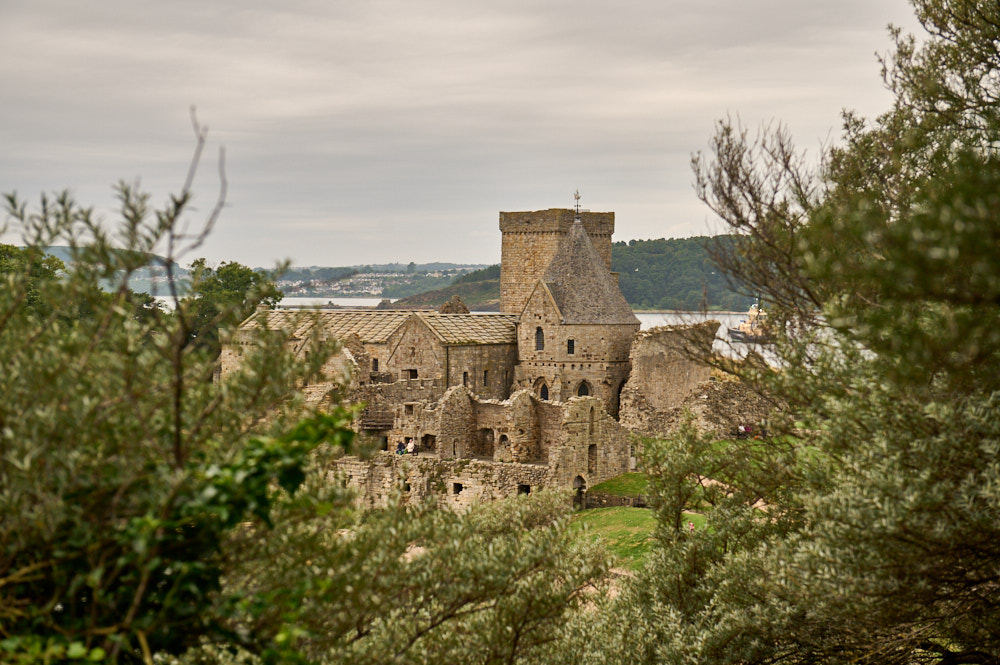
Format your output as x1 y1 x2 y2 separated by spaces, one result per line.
498 209 614 315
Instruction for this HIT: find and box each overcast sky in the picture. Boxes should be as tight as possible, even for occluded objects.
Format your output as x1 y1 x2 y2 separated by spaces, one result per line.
1 0 919 268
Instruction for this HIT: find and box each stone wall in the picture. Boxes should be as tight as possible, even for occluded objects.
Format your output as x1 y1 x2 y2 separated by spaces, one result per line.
543 396 631 489
584 493 649 509
338 388 634 509
656 376 776 439
385 316 444 382
336 453 552 511
514 283 638 413
353 378 444 433
445 343 518 400
499 209 614 314
618 322 718 435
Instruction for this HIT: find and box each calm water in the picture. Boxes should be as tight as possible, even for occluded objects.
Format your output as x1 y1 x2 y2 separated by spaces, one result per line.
153 295 391 310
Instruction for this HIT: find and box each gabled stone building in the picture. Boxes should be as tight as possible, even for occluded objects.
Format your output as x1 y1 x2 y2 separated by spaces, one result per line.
221 205 716 509
512 218 640 415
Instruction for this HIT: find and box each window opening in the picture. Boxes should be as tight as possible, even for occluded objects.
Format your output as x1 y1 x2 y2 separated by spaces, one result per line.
540 383 549 400
518 484 531 495
482 369 488 387
372 358 379 372
407 369 418 379
567 339 575 354
463 371 468 386
535 327 544 351
452 483 463 495
578 382 589 397
421 434 436 452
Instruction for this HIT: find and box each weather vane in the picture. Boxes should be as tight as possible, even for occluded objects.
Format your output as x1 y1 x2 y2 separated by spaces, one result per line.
573 189 581 219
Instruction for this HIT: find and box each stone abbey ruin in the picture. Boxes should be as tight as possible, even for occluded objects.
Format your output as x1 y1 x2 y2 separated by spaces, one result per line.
221 207 767 509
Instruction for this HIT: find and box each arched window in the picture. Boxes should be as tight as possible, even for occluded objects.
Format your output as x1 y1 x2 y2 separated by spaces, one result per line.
567 339 575 354
535 327 544 351
577 381 590 397
540 383 549 400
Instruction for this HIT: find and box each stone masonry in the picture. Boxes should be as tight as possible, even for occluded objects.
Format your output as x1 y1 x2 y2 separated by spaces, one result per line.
222 205 729 510
499 209 614 315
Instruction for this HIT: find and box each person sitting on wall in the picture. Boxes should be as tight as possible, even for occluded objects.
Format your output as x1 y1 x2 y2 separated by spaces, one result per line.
406 439 416 455
396 441 405 455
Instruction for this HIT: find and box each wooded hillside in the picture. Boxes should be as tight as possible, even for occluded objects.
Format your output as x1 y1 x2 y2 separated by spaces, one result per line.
392 236 753 311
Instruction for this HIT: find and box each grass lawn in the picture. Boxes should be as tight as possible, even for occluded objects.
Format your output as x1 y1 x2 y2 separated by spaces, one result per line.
588 472 649 497
569 507 707 571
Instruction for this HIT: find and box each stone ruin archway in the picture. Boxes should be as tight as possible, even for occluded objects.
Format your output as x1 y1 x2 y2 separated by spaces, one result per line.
572 475 587 508
533 377 549 401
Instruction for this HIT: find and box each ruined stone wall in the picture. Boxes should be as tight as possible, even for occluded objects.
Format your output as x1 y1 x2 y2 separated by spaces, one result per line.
339 388 635 509
618 322 718 435
542 397 631 489
642 376 777 440
436 386 476 459
353 378 444 434
336 454 552 511
507 391 541 462
445 344 518 400
499 209 614 314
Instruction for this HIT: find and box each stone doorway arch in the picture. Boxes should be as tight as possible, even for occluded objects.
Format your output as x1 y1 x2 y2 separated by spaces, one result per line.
572 475 587 508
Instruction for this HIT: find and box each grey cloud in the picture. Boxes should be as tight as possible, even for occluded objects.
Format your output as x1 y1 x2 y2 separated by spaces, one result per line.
1 0 918 266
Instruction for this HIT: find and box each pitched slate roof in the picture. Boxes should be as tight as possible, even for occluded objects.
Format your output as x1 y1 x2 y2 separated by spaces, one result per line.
240 310 419 343
240 309 517 345
541 220 639 325
419 313 517 344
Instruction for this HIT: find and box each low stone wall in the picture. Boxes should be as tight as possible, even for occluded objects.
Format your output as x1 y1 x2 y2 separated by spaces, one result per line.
583 492 649 509
335 452 552 511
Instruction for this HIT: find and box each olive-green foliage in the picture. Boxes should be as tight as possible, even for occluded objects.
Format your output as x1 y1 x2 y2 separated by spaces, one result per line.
210 489 608 665
183 258 283 356
0 181 350 663
582 2 1000 664
0 239 65 318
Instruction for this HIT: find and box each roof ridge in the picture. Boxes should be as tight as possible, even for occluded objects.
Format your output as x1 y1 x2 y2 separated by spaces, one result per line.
540 220 638 325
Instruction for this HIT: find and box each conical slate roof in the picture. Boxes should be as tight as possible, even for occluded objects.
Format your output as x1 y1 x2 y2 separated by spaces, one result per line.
541 220 639 325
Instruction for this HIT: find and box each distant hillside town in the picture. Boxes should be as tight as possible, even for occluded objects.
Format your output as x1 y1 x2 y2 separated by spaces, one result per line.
41 235 754 311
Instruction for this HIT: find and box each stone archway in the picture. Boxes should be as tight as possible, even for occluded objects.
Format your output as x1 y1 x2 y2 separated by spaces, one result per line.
572 475 587 508
475 428 495 459
577 380 591 397
533 377 549 401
